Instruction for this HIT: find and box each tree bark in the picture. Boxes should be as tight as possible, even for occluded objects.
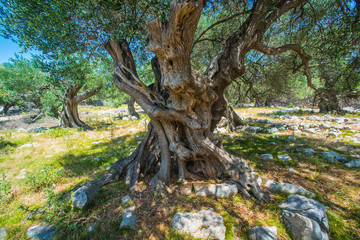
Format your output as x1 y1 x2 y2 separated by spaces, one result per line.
216 96 247 132
103 0 275 200
60 84 102 129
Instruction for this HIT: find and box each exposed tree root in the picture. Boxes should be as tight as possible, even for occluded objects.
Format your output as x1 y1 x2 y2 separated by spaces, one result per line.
59 123 269 203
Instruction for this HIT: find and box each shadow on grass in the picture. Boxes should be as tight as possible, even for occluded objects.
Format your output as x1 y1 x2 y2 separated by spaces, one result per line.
0 137 17 151
57 131 147 178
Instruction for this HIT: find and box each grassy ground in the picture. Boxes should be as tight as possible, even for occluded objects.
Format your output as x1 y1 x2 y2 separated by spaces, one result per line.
0 106 359 239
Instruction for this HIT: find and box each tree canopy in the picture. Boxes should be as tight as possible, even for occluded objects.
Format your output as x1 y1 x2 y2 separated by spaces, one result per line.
0 55 48 114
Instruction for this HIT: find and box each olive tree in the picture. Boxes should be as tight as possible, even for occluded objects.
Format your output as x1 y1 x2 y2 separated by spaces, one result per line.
2 0 346 200
37 53 104 129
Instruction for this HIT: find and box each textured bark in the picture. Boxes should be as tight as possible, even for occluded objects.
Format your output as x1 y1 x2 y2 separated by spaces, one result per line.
216 96 247 132
60 84 102 129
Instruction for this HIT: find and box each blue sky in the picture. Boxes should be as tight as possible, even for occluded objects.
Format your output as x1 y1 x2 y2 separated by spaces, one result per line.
0 36 39 64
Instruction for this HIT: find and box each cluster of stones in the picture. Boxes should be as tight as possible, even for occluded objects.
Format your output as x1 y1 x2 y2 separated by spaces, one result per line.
173 179 330 240
179 182 239 197
241 111 360 144
260 147 360 168
87 106 144 121
17 195 137 240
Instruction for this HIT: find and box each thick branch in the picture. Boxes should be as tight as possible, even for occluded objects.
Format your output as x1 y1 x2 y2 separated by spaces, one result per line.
206 0 307 88
106 40 202 130
74 86 102 104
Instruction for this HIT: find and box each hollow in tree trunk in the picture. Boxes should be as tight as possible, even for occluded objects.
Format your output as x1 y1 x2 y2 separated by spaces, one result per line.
60 84 102 129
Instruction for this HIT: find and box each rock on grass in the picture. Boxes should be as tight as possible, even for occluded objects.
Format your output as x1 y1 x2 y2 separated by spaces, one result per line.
27 225 56 240
280 195 329 240
249 226 277 240
172 208 226 240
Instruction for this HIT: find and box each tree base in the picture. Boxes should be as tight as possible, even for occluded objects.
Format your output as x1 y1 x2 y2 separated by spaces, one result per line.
59 123 269 205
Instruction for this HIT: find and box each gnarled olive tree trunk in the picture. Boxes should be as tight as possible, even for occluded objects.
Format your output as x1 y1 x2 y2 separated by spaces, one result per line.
60 84 102 129
69 0 313 203
103 0 283 200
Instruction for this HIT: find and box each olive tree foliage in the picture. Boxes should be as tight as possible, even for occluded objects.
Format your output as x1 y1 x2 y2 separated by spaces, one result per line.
225 50 300 107
256 0 360 112
1 0 346 200
0 55 49 115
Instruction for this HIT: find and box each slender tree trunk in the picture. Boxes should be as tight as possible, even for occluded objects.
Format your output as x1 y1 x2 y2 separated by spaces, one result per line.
60 84 102 129
127 97 139 119
264 98 272 107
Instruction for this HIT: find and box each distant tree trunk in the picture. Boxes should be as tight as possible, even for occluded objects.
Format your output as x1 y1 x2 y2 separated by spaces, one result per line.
60 84 102 129
214 96 247 132
318 93 342 114
49 106 60 119
264 97 272 107
127 97 139 119
254 101 263 107
1 103 13 115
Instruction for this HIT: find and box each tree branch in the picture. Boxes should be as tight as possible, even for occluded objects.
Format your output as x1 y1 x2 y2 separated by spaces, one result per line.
205 0 307 88
191 10 250 52
106 39 202 129
73 86 102 104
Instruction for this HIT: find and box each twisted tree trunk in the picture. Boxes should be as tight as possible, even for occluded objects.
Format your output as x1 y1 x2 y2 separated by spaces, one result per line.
103 0 275 200
60 84 102 129
66 0 314 204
